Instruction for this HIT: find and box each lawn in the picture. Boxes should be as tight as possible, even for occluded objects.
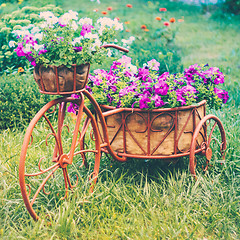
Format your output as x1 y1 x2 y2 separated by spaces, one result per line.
0 0 240 239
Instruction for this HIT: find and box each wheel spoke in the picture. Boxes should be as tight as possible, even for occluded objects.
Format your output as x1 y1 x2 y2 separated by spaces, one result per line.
30 165 60 206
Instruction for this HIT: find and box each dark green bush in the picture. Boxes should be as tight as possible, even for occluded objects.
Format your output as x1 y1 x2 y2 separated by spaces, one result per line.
0 5 64 75
0 72 53 129
224 0 240 14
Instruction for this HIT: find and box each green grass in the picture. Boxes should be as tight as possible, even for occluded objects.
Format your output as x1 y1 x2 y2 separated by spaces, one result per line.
1 0 240 239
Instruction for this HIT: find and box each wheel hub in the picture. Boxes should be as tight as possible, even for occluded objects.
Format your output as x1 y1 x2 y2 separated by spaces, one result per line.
205 147 212 161
59 154 69 168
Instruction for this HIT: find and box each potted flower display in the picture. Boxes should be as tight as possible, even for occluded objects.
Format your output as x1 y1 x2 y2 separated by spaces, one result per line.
68 56 229 157
12 10 124 94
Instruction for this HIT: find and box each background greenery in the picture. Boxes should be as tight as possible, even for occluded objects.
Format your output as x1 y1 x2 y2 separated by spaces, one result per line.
0 0 240 239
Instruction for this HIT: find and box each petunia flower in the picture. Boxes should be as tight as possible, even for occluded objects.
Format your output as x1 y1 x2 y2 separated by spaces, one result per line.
214 88 229 103
80 24 94 37
147 59 160 71
154 80 169 95
139 95 151 109
151 95 165 107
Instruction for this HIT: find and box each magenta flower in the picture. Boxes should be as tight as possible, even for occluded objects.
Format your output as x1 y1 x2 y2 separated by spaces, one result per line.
154 80 169 95
74 46 83 52
139 95 151 109
138 67 149 82
214 88 229 103
158 72 169 81
151 95 165 107
80 24 94 36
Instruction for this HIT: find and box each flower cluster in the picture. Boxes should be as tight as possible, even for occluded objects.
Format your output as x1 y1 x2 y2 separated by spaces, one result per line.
78 56 229 112
12 11 124 67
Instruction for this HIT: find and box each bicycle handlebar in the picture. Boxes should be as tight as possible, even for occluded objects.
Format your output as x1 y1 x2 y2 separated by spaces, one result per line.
100 44 129 53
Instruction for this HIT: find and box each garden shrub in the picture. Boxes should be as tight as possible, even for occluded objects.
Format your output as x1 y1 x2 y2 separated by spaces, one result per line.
0 72 53 129
223 0 240 14
0 5 64 75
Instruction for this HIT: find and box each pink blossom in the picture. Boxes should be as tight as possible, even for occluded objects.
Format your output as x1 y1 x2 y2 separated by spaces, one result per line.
147 59 160 71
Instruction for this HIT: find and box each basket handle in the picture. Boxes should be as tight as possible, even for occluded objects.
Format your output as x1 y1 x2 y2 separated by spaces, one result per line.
100 44 129 53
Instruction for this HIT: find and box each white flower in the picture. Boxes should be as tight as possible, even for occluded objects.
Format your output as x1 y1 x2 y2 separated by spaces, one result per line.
107 49 112 57
33 44 44 51
39 11 55 20
89 39 102 51
97 17 114 27
9 40 16 48
71 21 78 31
90 0 101 3
12 29 30 37
129 64 138 74
113 19 123 31
34 33 43 40
121 36 135 47
129 36 135 42
39 11 58 26
84 32 99 39
72 36 83 45
24 43 32 53
31 26 41 34
78 17 92 26
68 10 78 20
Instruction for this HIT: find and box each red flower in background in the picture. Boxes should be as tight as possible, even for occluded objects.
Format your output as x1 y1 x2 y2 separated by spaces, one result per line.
107 7 112 11
102 11 107 15
125 29 130 32
126 4 133 8
170 18 176 23
178 19 184 22
163 22 170 26
155 17 161 21
141 25 147 29
159 8 167 12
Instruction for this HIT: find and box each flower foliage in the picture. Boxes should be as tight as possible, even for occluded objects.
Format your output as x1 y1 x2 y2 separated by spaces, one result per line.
83 56 229 111
12 11 124 68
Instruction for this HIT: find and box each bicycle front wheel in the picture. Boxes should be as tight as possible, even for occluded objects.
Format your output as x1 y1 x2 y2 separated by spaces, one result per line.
19 96 101 221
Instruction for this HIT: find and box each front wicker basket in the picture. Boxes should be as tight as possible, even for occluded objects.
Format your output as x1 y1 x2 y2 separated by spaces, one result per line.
33 63 90 95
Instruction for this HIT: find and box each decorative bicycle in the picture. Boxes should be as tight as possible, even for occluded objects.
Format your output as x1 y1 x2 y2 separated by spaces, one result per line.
19 45 227 221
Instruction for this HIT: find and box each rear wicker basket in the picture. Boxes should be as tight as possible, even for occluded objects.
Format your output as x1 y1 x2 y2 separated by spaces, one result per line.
99 101 206 158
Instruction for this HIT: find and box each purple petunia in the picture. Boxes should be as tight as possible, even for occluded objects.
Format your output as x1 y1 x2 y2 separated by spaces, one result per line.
139 95 151 109
80 24 94 37
154 80 169 95
138 67 150 82
214 88 229 103
151 95 165 108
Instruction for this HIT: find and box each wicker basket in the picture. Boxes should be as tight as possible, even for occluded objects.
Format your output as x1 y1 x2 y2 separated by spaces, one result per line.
99 101 206 158
33 63 90 95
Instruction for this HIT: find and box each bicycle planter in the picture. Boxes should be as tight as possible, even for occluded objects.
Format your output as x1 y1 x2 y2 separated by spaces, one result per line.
19 46 227 221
